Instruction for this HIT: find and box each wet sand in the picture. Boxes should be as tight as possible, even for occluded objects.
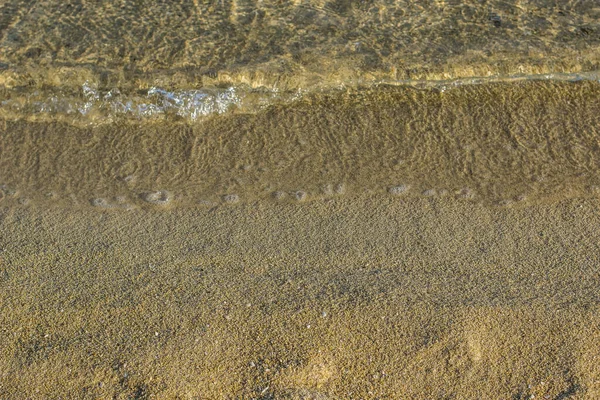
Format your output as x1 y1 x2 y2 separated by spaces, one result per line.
1 197 600 398
1 0 600 397
1 80 599 208
0 79 599 398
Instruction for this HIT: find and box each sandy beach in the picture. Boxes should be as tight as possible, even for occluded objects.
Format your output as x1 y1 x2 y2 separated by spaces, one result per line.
1 1 600 397
1 195 599 398
0 79 599 398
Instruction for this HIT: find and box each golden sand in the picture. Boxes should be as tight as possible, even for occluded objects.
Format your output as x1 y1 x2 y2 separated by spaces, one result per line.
1 198 599 398
0 79 599 398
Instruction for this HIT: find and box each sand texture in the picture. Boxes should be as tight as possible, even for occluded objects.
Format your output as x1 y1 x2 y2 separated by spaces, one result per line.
1 0 600 398
0 78 599 398
1 198 600 399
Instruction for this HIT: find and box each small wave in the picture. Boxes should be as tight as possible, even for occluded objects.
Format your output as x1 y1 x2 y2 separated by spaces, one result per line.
0 71 598 126
1 83 248 122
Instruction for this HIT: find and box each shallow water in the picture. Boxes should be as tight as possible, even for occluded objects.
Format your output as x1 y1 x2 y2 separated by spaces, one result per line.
1 80 599 210
0 0 599 123
0 71 598 125
1 2 600 399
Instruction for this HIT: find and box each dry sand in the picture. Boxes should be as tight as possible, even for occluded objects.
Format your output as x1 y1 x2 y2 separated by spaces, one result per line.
0 80 599 398
1 198 599 399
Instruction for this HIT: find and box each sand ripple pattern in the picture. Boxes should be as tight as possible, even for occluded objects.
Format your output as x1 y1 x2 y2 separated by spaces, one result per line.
0 80 599 209
0 0 598 94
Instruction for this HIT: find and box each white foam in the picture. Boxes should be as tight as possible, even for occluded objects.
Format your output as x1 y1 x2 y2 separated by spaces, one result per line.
389 185 409 195
141 190 172 205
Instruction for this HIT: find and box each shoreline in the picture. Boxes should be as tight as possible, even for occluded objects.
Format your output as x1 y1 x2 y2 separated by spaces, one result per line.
0 77 599 398
2 1 599 397
1 80 599 209
0 71 598 125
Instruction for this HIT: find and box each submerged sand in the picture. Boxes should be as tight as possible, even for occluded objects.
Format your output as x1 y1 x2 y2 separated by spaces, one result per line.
0 79 599 398
1 80 600 208
0 0 598 91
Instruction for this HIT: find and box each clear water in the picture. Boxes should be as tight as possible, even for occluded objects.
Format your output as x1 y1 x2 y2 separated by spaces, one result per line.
0 0 598 124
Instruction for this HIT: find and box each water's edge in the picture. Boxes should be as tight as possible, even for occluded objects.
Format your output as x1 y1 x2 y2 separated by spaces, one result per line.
1 71 598 126
1 79 599 211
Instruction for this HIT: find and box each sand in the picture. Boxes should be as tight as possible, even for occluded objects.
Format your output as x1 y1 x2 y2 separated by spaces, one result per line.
0 78 599 398
2 0 600 397
1 197 599 399
1 81 600 208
